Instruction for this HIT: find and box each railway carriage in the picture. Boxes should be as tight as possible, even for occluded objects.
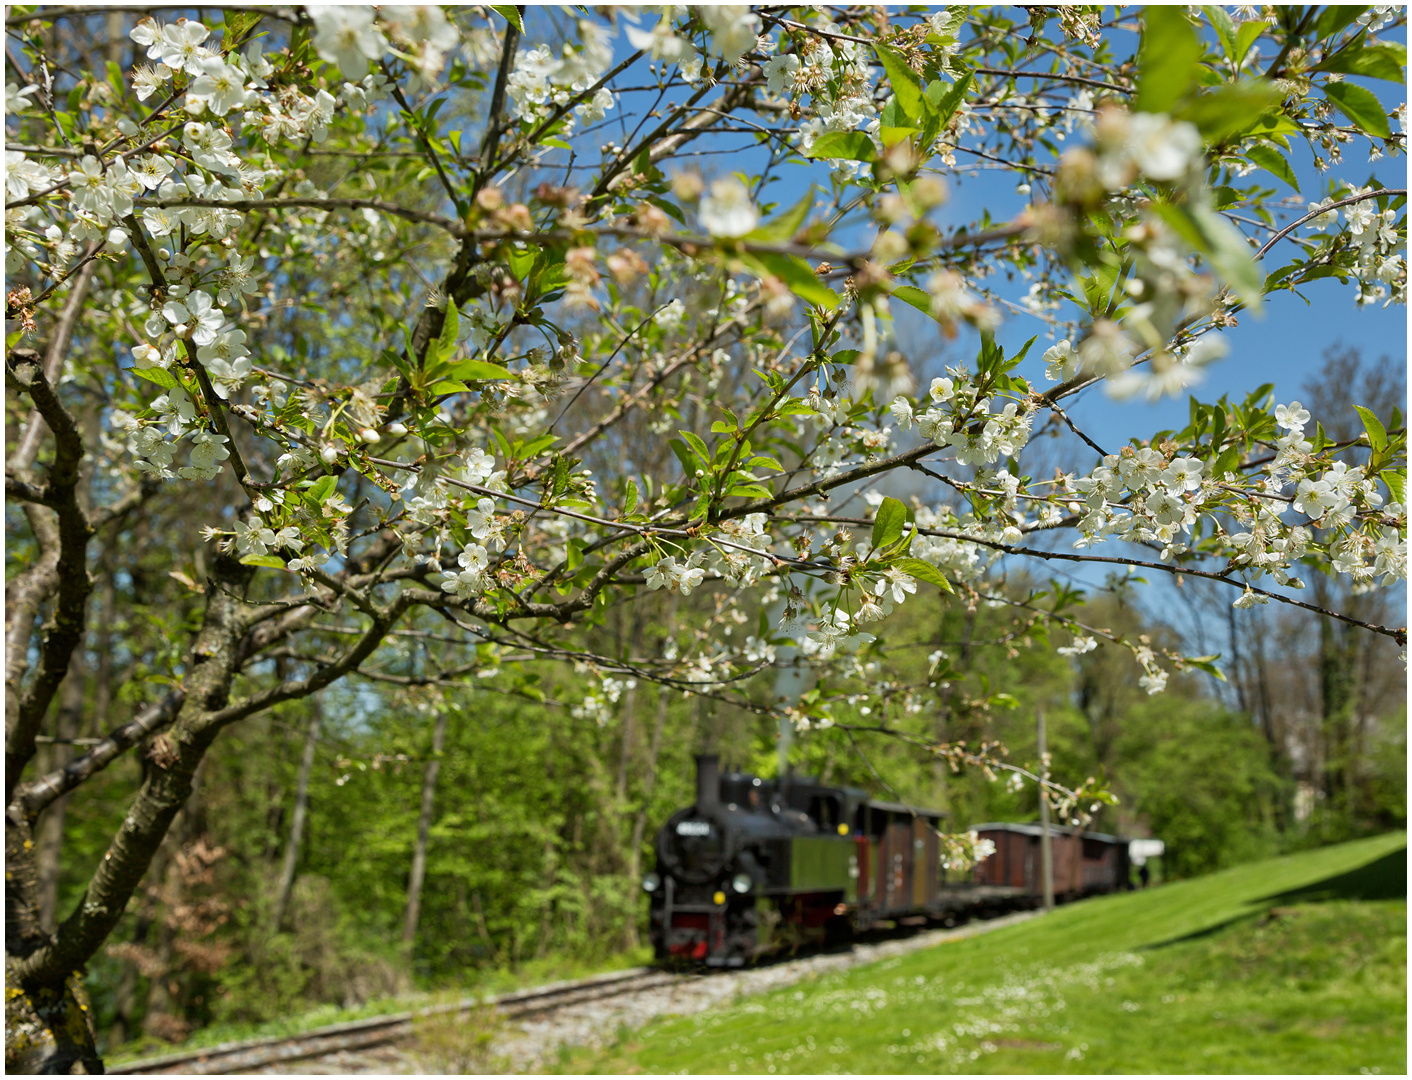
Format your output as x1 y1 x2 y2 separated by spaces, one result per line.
645 755 1131 966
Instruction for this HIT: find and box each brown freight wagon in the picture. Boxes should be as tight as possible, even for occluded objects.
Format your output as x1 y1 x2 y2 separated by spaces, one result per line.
970 822 1130 900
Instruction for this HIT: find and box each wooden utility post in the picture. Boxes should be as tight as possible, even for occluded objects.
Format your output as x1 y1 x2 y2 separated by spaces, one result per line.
1037 704 1055 912
403 707 449 945
275 701 321 930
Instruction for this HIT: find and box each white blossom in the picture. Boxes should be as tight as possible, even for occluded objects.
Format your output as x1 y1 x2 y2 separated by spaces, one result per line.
699 177 759 238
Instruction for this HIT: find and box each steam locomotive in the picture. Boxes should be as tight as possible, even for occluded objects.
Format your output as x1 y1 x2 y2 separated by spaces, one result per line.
644 755 1130 966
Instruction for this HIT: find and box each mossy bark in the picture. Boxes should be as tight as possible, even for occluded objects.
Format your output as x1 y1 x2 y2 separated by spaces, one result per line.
6 809 100 1073
4 970 102 1074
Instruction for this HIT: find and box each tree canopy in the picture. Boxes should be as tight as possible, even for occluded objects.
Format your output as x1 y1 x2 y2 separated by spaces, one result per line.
4 4 1406 1071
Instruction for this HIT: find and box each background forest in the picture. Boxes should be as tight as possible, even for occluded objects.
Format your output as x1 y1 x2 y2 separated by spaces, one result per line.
35 350 1406 1053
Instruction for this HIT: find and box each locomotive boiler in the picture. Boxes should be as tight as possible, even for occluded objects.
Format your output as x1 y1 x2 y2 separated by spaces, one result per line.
644 754 1130 966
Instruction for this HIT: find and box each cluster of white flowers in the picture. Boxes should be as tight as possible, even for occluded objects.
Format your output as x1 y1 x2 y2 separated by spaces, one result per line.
1338 191 1407 307
939 830 997 871
440 542 491 600
712 514 774 585
769 16 878 181
465 497 508 552
506 17 613 132
571 694 612 726
1056 635 1098 657
571 675 638 726
892 372 1037 468
1133 645 1168 695
645 552 707 595
1071 446 1211 549
801 608 875 660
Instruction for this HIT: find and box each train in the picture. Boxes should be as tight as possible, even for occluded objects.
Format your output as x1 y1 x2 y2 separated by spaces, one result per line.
644 755 1132 966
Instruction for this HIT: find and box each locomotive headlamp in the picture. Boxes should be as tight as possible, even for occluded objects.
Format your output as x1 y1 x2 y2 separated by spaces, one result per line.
641 873 661 893
731 872 752 894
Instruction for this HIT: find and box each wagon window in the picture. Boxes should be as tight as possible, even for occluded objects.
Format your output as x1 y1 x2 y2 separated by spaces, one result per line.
808 795 839 829
1082 838 1107 860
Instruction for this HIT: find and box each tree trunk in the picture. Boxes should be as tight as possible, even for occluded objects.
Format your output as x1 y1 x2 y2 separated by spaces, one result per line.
7 553 254 1074
141 760 206 1041
5 807 102 1073
402 707 448 946
273 702 321 931
35 667 86 933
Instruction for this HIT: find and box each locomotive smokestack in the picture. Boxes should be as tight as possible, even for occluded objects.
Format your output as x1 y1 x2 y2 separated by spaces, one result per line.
695 754 720 811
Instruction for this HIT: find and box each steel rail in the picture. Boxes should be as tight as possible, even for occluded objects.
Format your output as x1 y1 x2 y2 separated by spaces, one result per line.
107 966 678 1075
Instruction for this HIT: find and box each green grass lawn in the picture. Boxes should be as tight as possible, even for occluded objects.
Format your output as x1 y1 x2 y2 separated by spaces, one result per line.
558 833 1407 1074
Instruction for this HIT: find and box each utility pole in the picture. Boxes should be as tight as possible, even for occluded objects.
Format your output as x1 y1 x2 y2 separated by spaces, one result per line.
1037 704 1055 912
403 706 449 946
274 700 321 930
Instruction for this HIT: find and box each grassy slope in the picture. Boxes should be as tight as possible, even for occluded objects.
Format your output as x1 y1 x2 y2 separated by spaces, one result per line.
559 832 1407 1074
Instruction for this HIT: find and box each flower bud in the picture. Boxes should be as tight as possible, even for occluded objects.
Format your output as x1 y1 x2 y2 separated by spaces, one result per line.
386 422 408 437
320 444 340 464
359 427 380 443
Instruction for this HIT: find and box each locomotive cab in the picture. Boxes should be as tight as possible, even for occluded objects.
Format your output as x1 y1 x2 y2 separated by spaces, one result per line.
646 756 869 966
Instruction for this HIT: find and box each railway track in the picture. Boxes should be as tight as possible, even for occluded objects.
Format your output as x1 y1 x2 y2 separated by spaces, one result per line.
107 967 682 1075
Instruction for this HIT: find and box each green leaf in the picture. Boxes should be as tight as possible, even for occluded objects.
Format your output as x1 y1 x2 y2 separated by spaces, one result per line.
1245 145 1299 191
930 70 972 129
751 252 841 310
1153 200 1265 310
1355 404 1389 451
871 496 908 551
1232 20 1264 67
1324 80 1392 137
624 478 638 517
518 432 557 459
890 284 933 318
131 365 179 390
240 554 286 569
490 4 524 33
424 301 460 373
678 430 711 466
1380 468 1405 506
1177 81 1283 142
891 557 954 593
447 359 514 381
1204 6 1236 58
1316 42 1407 82
875 44 926 123
565 538 584 571
1137 7 1203 114
1314 5 1370 41
746 455 785 472
801 130 878 162
306 475 338 504
748 187 816 241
